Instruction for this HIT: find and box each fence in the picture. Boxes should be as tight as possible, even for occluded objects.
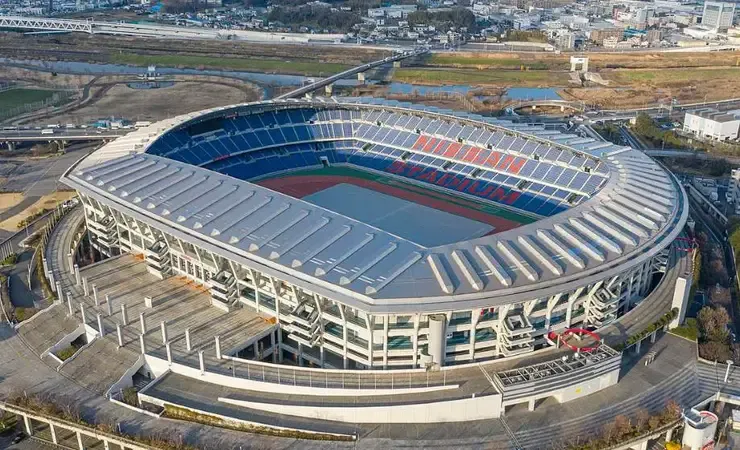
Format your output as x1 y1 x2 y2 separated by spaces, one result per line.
0 90 77 122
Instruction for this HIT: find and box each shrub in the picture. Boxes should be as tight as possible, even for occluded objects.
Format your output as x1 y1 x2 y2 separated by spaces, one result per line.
56 345 77 361
121 387 138 407
0 253 17 266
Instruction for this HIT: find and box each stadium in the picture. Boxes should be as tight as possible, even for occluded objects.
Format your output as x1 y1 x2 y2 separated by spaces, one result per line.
61 97 688 371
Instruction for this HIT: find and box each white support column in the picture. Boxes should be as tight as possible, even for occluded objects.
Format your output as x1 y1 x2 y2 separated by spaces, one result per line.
120 304 128 326
117 323 123 348
106 294 112 316
139 334 147 354
68 253 74 275
48 271 55 292
49 423 58 444
383 314 389 368
74 264 80 285
166 341 173 365
82 277 88 296
160 320 168 344
55 281 62 299
215 335 222 359
199 350 205 374
103 439 110 450
185 327 192 352
79 303 87 325
139 312 147 334
23 415 32 435
97 314 105 337
92 284 99 306
76 430 84 450
67 292 74 316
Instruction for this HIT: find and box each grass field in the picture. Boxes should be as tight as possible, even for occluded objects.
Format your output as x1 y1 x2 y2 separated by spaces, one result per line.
604 67 740 84
393 68 561 86
0 88 59 111
262 165 537 225
109 53 352 76
427 54 552 70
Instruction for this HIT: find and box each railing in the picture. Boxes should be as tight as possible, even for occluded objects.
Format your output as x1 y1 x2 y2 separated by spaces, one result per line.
0 90 76 122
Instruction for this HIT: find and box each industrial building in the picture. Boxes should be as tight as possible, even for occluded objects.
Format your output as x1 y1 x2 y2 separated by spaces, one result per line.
683 108 740 142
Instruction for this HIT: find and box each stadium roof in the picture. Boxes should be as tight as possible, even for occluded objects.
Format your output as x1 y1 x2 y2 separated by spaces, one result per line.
63 98 687 314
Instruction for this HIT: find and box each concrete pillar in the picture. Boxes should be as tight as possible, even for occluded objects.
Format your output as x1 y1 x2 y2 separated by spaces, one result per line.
139 334 146 354
67 292 74 315
82 277 89 296
666 428 673 442
49 423 58 444
121 304 128 326
103 440 110 450
55 281 62 298
650 331 657 343
117 323 123 347
140 312 147 334
428 314 447 368
393 60 401 68
357 72 366 82
166 341 172 365
270 331 277 363
22 415 32 435
92 284 99 306
634 439 648 450
106 294 112 316
80 303 86 325
199 350 205 375
528 398 536 412
215 335 222 359
185 327 192 352
48 271 55 291
97 314 105 337
635 339 642 353
160 320 168 344
68 252 74 275
42 257 48 277
324 83 333 96
74 264 80 285
76 430 84 450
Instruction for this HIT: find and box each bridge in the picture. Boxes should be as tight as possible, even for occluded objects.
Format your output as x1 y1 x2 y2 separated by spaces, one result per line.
276 49 426 99
0 128 126 150
511 100 585 113
0 15 93 33
0 15 345 42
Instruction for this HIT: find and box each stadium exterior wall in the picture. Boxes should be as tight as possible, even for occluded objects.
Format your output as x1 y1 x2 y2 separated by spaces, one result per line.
75 191 664 369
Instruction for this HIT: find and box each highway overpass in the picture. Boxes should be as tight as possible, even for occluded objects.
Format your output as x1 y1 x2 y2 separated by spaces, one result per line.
276 49 426 99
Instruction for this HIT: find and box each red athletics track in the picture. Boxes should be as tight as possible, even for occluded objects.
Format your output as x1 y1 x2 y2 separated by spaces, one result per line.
257 175 523 234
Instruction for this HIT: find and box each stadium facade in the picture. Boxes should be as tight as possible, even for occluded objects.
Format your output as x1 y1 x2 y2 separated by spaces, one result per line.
62 97 688 370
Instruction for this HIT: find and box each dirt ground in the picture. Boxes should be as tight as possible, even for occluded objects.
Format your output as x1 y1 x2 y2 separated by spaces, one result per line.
0 193 24 212
46 80 259 124
0 191 76 231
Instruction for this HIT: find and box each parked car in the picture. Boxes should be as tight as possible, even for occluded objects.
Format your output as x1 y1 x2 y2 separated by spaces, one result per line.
11 431 25 444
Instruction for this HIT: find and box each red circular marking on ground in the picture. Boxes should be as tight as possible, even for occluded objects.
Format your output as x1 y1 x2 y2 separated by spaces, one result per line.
548 328 601 352
258 174 522 233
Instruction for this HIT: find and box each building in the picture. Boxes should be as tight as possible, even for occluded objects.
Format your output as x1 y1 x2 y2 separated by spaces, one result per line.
589 28 624 44
63 98 686 371
646 29 662 43
683 108 740 141
701 1 736 31
557 32 576 50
